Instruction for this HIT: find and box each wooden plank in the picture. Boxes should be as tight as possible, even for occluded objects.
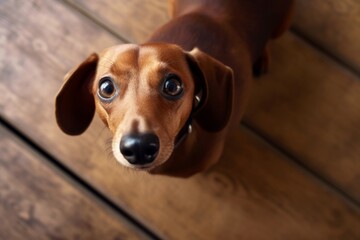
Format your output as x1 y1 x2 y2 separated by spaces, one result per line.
245 33 360 201
293 0 360 72
1 0 360 239
0 125 144 240
68 0 360 72
69 0 360 202
0 0 120 161
69 0 360 74
87 128 360 239
65 0 169 43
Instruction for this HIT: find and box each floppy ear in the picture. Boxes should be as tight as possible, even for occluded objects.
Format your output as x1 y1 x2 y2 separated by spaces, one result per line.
55 53 98 135
186 48 235 132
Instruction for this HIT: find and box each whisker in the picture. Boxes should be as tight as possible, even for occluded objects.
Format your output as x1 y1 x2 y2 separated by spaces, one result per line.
104 138 114 159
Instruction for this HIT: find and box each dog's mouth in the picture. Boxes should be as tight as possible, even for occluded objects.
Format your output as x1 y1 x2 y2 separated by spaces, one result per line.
128 125 191 171
120 153 170 171
111 106 194 171
112 131 174 171
131 163 156 170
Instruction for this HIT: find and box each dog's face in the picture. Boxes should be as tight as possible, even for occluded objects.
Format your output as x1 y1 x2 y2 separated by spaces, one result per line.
55 43 234 173
93 44 195 169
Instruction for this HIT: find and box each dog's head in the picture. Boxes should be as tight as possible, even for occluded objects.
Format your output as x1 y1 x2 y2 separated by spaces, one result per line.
56 43 234 171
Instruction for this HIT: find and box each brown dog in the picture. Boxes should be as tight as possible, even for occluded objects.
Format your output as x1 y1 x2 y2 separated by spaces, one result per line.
56 0 294 177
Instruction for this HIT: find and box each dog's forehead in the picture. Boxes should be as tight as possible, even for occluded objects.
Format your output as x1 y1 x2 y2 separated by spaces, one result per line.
138 44 190 81
99 44 186 69
96 44 190 84
99 44 138 68
96 44 137 78
140 44 185 60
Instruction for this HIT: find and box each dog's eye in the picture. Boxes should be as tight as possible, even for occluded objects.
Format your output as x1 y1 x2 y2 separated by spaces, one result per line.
98 77 118 101
161 75 183 99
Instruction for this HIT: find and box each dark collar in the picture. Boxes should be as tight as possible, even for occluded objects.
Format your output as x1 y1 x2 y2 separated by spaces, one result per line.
173 94 202 148
174 115 193 148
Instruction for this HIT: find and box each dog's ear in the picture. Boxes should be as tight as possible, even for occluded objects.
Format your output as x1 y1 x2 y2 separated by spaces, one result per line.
186 48 234 132
55 53 98 135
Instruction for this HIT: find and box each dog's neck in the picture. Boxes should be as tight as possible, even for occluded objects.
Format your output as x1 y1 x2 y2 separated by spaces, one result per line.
151 123 227 177
174 115 192 148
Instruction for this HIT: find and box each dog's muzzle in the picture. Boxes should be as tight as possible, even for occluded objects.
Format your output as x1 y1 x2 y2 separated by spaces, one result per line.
120 133 160 165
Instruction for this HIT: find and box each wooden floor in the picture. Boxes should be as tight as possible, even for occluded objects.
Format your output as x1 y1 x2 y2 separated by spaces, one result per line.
1 0 359 239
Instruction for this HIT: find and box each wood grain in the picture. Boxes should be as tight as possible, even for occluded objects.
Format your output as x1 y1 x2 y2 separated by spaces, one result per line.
293 0 360 72
69 0 360 202
245 33 360 201
0 125 143 240
70 0 360 74
65 0 169 43
0 0 120 163
0 0 359 239
86 127 360 239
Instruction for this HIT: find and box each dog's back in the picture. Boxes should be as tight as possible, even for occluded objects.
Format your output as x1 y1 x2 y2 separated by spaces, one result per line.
151 0 294 64
148 0 294 126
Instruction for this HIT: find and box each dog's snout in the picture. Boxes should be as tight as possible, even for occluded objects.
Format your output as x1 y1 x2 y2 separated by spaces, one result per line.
120 133 160 165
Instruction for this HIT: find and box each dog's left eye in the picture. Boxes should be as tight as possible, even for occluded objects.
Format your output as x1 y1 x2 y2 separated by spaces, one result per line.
161 74 183 99
98 77 118 101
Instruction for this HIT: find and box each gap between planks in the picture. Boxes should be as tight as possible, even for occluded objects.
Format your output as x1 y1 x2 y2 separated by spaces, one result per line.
58 0 132 43
0 116 162 240
290 27 360 78
242 122 360 209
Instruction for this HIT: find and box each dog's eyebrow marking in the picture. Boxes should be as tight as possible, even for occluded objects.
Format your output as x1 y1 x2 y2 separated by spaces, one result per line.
96 44 139 79
110 47 140 76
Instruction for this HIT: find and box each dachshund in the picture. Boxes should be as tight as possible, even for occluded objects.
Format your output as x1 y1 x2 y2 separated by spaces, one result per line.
55 0 294 177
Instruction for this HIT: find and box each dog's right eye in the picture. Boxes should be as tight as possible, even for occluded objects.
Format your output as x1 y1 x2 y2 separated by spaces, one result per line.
160 74 184 100
98 77 118 101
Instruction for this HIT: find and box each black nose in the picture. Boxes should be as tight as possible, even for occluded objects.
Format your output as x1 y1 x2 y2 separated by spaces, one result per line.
120 133 160 165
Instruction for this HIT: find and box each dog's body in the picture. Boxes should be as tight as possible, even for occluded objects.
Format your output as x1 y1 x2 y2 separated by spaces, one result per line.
56 0 294 177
